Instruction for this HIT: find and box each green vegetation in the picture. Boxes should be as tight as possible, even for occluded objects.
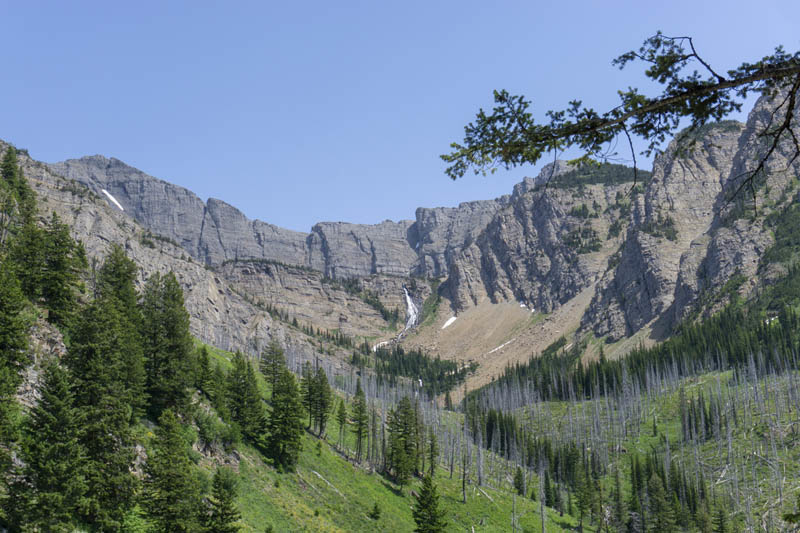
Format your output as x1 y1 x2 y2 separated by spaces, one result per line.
641 213 679 241
545 163 651 189
564 226 602 254
322 276 400 327
419 279 442 327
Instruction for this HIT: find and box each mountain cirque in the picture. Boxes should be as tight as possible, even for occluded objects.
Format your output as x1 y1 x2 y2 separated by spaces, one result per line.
8 91 797 389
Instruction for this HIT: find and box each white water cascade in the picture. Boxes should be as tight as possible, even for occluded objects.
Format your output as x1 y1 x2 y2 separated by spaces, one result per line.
402 286 419 332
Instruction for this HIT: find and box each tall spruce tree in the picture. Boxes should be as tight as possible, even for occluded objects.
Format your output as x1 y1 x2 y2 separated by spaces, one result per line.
387 396 417 485
0 261 29 451
259 340 286 398
64 297 138 530
412 475 447 533
11 362 87 531
144 409 203 532
40 212 86 326
647 474 676 533
97 244 147 418
266 367 304 469
351 378 368 462
227 351 266 443
300 361 315 429
335 398 347 450
9 221 45 300
313 366 332 436
204 467 242 533
141 271 194 416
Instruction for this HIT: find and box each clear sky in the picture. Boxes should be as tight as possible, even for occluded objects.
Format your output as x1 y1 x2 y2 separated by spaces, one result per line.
3 1 799 232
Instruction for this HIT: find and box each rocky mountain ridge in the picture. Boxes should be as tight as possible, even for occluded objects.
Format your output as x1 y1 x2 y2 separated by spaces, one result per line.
11 90 798 383
49 156 510 279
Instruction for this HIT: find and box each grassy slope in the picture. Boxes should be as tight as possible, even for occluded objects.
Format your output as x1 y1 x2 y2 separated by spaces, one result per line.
197 341 580 532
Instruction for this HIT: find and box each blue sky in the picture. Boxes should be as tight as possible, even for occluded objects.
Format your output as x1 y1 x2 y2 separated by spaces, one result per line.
3 1 799 231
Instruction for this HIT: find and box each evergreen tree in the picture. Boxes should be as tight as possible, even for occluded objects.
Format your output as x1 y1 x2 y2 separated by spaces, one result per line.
97 244 147 418
204 467 242 533
313 366 332 436
300 361 315 428
351 378 368 462
335 398 347 450
64 297 138 530
713 505 728 533
412 475 447 533
387 396 417 485
0 146 35 229
141 271 194 416
0 261 29 453
40 212 86 326
196 345 215 398
10 362 86 531
227 351 266 442
647 474 676 533
9 221 45 300
266 368 304 469
144 409 203 532
259 340 286 397
514 467 525 496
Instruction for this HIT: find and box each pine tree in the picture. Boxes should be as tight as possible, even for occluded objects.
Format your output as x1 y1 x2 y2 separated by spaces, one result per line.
266 368 304 469
197 345 215 398
336 398 347 450
647 474 676 533
0 261 29 452
412 475 447 533
204 467 242 533
227 351 266 443
40 212 86 326
259 340 286 397
713 505 728 533
144 409 203 532
64 297 138 530
387 396 417 485
141 271 194 416
9 221 45 300
97 244 147 418
10 362 86 531
300 361 315 428
514 467 525 496
351 378 369 462
313 366 332 436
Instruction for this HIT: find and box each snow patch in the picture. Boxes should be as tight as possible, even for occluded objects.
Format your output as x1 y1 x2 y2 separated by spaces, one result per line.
487 338 516 355
101 189 124 211
441 316 457 330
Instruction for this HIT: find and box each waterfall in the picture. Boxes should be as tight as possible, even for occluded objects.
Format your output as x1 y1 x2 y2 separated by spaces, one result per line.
403 286 418 331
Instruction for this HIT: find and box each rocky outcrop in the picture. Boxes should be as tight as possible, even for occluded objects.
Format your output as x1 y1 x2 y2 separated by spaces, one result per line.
583 122 746 340
445 164 634 313
415 197 510 278
584 90 800 341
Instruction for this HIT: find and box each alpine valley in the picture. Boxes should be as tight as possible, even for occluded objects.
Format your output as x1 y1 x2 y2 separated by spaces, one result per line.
3 89 800 532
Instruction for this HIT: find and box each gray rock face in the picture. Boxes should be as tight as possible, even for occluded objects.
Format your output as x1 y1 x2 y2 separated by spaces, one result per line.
445 167 632 313
49 156 310 267
307 220 419 278
48 155 509 280
583 122 746 339
584 91 800 341
414 197 510 278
